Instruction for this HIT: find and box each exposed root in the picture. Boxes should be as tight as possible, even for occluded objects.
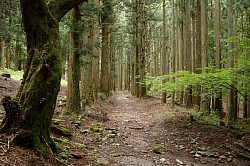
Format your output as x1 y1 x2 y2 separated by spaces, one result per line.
0 138 10 156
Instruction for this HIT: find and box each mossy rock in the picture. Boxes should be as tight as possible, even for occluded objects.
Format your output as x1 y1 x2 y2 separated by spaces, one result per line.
89 126 105 133
153 147 161 154
230 129 245 139
53 137 69 144
51 124 72 137
74 120 81 126
52 118 63 125
74 142 86 149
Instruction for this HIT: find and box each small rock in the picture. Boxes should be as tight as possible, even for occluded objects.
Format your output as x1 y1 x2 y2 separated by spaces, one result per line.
160 158 166 163
201 160 208 164
194 153 202 158
179 145 185 150
190 151 195 154
80 130 90 134
165 161 171 165
227 158 232 162
190 139 196 144
176 159 184 165
219 155 227 159
96 158 110 165
198 147 206 151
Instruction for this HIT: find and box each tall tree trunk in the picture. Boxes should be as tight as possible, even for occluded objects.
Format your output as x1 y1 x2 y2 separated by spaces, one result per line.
100 0 112 97
195 0 202 110
0 39 5 68
226 0 238 124
6 43 11 69
135 0 140 97
201 0 210 112
137 0 147 98
171 0 176 106
67 7 81 115
214 0 223 115
0 0 87 153
14 33 21 71
161 0 167 103
91 0 100 100
185 0 193 107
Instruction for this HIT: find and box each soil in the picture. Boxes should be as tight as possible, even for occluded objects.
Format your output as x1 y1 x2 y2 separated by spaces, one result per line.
0 76 250 166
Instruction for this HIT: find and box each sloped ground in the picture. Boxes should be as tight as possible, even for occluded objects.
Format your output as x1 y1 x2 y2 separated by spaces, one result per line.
0 76 250 166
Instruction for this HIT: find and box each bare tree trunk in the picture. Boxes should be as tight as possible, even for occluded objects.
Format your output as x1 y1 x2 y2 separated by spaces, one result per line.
214 0 223 115
100 0 112 97
195 0 202 110
185 0 193 108
67 7 81 115
161 0 167 103
201 0 210 112
171 0 176 106
0 39 5 68
14 35 20 71
226 0 238 124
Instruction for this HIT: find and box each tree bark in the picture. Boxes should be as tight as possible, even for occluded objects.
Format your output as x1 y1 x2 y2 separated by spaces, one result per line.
0 0 87 154
100 0 112 97
0 39 5 68
161 0 167 103
195 0 202 109
226 0 238 124
185 0 193 108
214 0 223 115
67 6 81 115
201 0 210 112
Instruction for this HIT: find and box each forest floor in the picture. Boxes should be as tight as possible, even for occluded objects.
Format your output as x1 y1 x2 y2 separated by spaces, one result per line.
0 76 250 166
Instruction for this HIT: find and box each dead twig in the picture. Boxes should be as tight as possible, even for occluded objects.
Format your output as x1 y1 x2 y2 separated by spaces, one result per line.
234 142 250 153
222 144 250 161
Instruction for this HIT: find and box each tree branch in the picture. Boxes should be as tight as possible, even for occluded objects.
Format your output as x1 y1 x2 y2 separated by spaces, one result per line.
48 0 88 21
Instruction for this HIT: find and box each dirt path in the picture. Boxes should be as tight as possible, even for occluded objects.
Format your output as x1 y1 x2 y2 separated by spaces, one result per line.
79 91 250 166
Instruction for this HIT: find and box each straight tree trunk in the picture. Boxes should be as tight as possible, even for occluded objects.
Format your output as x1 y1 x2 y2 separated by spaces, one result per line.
201 0 210 112
0 39 5 68
214 0 223 115
135 0 140 97
161 0 167 103
67 7 81 115
91 0 100 100
14 34 21 71
195 0 202 109
100 0 112 97
171 0 176 106
185 0 193 108
6 44 11 69
139 0 147 98
226 0 238 124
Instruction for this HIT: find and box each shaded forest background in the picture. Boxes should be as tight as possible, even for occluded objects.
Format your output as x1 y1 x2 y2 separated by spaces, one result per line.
0 0 249 142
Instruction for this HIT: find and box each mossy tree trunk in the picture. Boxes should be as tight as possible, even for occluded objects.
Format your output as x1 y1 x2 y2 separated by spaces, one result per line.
0 0 86 153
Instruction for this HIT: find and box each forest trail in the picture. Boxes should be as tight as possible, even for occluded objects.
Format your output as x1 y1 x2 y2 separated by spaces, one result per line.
92 90 187 166
81 91 250 166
